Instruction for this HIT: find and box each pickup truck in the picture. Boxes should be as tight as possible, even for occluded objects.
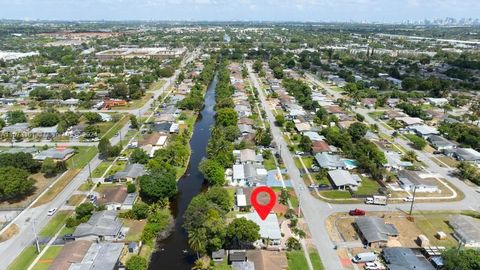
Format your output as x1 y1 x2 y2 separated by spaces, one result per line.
349 208 366 216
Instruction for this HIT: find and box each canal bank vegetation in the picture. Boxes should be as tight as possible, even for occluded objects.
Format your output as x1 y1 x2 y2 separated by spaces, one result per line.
118 56 219 267
186 59 263 267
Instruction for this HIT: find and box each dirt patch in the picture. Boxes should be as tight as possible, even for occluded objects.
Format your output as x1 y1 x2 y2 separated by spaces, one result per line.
335 218 359 242
0 223 19 242
33 169 81 207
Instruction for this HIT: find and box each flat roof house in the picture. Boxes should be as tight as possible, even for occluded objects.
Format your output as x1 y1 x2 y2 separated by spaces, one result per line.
73 211 123 241
382 247 435 270
327 169 362 190
238 212 282 250
30 125 58 139
96 186 128 211
383 151 413 171
311 140 331 154
449 215 480 248
397 170 439 193
34 148 75 161
48 240 92 270
398 116 424 126
2 122 29 135
355 216 399 248
314 153 346 170
427 135 456 151
233 149 263 165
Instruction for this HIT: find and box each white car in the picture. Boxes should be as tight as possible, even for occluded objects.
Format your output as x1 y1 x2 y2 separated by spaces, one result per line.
118 156 129 161
364 262 383 270
403 196 414 202
47 208 57 216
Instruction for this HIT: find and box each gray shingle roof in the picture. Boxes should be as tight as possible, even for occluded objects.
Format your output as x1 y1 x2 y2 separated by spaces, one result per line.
314 153 345 169
69 242 124 270
34 148 74 160
73 211 122 239
383 248 435 270
114 163 146 179
328 169 360 187
449 215 480 245
356 216 398 244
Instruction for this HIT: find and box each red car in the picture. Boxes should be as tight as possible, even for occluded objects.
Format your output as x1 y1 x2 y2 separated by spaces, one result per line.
349 208 366 216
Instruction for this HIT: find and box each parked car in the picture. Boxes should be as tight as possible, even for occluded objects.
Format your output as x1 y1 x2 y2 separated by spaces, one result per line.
118 156 129 161
47 208 57 216
349 208 366 216
62 234 75 241
403 196 414 202
352 252 376 263
317 184 331 190
364 262 383 270
104 175 115 182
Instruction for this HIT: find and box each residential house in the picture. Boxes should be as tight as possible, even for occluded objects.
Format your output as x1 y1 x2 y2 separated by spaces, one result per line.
30 125 58 139
68 242 124 270
238 212 282 250
360 98 377 109
382 248 435 270
96 186 128 211
327 169 362 190
294 122 311 133
303 131 324 142
238 124 255 136
355 216 399 248
48 240 93 270
427 135 456 151
72 211 123 241
311 141 331 154
397 170 440 193
122 193 137 210
230 164 267 186
34 148 75 161
212 249 226 262
446 148 480 165
235 188 249 211
228 250 247 264
406 125 439 139
449 215 480 248
383 151 413 171
233 149 263 165
114 163 146 182
2 123 29 136
398 117 424 126
314 153 346 170
427 98 449 107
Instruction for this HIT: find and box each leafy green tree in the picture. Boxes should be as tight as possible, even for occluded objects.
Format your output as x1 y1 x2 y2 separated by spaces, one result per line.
126 255 147 270
84 125 100 139
131 202 149 219
348 122 368 142
0 167 35 201
215 108 238 127
408 135 427 150
127 182 136 193
286 237 301 250
0 152 40 173
298 136 312 152
205 187 232 212
84 112 102 124
139 173 177 202
199 159 225 186
75 202 95 220
279 189 290 205
253 60 263 73
130 148 149 164
275 114 286 127
41 158 57 177
31 111 61 127
130 115 139 129
442 249 480 270
225 218 260 248
98 138 112 158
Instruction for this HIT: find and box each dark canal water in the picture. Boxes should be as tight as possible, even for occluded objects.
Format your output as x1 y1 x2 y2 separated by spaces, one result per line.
148 74 217 270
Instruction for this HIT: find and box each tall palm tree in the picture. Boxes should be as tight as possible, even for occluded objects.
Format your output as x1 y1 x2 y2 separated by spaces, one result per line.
402 150 417 163
188 228 207 259
192 258 212 270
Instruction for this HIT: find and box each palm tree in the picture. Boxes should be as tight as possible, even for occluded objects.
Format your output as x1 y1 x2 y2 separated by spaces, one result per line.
402 150 417 163
188 228 207 259
192 258 212 270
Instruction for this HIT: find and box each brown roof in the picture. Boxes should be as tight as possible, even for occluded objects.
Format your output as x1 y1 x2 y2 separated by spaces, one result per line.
49 240 92 270
312 141 331 153
97 186 128 205
325 105 344 114
247 250 288 270
139 132 162 146
238 117 254 126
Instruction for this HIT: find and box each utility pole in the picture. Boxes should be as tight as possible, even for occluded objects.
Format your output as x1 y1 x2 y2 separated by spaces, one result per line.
32 220 40 254
409 186 417 216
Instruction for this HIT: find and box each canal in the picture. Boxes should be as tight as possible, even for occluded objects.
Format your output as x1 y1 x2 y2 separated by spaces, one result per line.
148 74 217 269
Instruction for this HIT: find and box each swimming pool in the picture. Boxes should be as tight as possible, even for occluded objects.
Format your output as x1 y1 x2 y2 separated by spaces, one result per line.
344 159 359 169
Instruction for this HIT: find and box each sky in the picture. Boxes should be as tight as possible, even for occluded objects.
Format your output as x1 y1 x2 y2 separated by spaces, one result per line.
0 0 479 22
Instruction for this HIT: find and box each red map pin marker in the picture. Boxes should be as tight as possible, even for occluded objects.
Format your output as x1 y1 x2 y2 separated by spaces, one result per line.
250 186 276 220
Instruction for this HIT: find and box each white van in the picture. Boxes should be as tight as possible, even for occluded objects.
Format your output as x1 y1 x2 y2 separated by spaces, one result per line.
352 252 377 263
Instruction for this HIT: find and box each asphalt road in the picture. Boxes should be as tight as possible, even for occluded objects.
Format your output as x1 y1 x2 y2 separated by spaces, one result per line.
0 50 199 269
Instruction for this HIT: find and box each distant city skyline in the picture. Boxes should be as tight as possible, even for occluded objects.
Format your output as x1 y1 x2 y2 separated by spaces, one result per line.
0 0 479 23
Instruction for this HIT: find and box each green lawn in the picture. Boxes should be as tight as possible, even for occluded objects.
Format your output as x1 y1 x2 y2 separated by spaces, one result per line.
39 211 72 237
414 212 458 247
287 250 309 270
67 147 98 169
309 249 325 270
213 260 232 270
7 246 41 270
101 114 129 140
32 246 63 270
320 190 352 199
91 161 113 178
294 156 314 169
263 155 277 171
355 177 381 196
148 80 166 92
367 111 385 119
